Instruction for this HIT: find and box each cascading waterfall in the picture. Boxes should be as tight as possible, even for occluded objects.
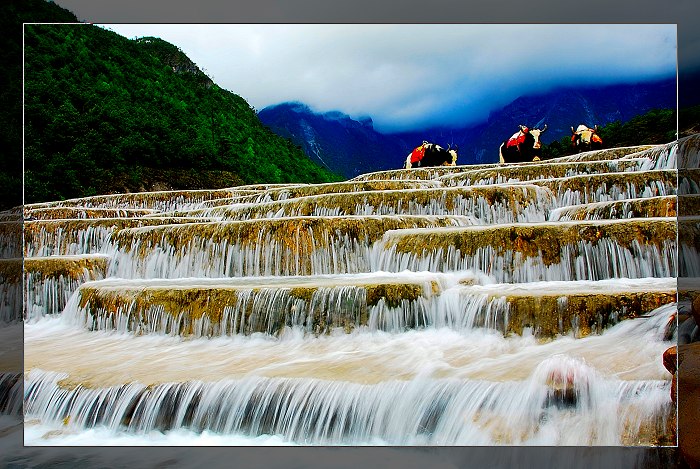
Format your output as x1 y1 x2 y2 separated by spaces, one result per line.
371 220 677 283
55 274 673 340
23 366 670 446
438 159 648 188
105 215 471 278
632 141 678 171
23 218 211 257
544 170 675 208
23 136 689 446
24 302 675 446
171 185 554 225
23 255 110 321
0 372 22 417
0 259 22 324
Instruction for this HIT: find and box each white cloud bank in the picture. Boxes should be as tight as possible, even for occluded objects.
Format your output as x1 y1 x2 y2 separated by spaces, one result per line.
99 24 676 132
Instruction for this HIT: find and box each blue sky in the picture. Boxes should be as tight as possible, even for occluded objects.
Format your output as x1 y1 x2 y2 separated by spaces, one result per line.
100 24 676 133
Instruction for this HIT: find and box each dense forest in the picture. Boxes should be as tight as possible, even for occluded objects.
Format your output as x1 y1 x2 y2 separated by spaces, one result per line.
23 23 341 203
3 0 81 210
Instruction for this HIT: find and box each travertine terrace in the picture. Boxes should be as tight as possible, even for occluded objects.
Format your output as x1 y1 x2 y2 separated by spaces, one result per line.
17 135 693 446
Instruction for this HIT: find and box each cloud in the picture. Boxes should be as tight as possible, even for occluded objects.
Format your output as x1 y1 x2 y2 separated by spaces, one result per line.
99 24 676 133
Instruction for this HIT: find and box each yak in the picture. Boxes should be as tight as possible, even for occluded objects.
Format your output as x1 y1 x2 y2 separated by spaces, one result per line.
498 125 547 163
571 124 603 152
405 141 458 169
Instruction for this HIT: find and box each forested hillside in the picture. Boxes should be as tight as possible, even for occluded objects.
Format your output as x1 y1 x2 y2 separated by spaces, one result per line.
23 24 340 203
2 0 80 210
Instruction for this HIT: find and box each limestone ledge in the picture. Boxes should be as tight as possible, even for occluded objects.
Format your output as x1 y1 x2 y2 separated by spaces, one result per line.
678 133 700 168
551 196 676 221
112 215 472 257
522 170 677 198
24 207 158 220
438 159 645 187
23 189 256 211
351 145 655 182
74 276 675 339
175 185 553 221
23 255 110 281
556 145 657 163
24 217 215 256
77 278 433 336
381 217 677 265
0 221 22 257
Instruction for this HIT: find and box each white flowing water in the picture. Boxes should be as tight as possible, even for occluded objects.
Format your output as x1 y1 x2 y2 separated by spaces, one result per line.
24 302 673 446
22 138 685 446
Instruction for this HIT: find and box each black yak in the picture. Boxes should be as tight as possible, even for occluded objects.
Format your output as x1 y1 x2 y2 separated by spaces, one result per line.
499 125 548 164
405 141 458 169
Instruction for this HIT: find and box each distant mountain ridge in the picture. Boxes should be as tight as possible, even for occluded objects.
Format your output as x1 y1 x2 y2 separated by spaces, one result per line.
258 102 409 178
259 78 676 175
467 79 676 163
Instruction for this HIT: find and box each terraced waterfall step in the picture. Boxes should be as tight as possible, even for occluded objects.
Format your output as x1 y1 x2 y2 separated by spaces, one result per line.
350 145 658 182
24 207 159 220
679 216 700 277
0 221 22 258
24 188 263 212
65 275 675 338
550 196 676 221
24 217 217 257
438 159 648 187
210 180 442 205
64 272 450 336
24 255 111 320
171 185 555 223
107 215 471 278
24 302 675 445
516 170 676 207
374 218 676 281
0 259 22 323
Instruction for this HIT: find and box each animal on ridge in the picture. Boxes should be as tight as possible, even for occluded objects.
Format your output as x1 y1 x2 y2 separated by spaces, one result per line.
571 124 603 152
405 141 458 169
498 124 548 163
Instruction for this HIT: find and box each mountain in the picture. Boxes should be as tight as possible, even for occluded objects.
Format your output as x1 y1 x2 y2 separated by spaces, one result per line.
23 23 340 203
260 79 677 174
258 102 410 179
465 79 677 164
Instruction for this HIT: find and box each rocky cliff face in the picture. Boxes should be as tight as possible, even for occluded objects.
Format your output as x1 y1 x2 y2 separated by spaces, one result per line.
135 36 214 88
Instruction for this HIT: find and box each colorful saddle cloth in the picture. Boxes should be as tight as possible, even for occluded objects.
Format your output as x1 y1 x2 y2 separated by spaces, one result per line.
506 128 528 148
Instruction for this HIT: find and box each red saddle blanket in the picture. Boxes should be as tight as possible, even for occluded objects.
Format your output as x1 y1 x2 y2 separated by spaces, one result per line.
506 131 527 148
410 145 426 163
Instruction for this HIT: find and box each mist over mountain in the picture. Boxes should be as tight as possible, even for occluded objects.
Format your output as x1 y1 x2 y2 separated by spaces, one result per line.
465 79 676 164
257 102 409 178
259 78 676 175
